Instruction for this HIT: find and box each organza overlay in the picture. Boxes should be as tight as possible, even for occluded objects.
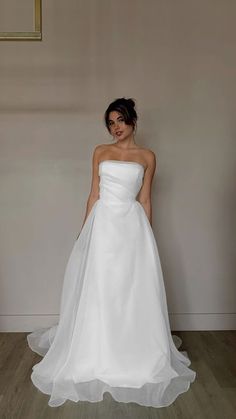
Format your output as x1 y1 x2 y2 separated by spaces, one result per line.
27 160 196 407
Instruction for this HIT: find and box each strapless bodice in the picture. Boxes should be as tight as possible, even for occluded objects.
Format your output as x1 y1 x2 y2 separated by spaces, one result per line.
98 160 144 204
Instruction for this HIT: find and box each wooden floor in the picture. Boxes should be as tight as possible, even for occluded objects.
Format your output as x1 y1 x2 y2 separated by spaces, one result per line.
0 331 235 419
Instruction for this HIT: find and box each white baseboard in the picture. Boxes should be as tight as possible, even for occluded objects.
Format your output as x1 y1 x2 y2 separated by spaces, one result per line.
0 313 235 332
169 312 236 330
0 315 59 332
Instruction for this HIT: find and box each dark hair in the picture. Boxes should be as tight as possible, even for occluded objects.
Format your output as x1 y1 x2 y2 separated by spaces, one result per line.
104 97 138 134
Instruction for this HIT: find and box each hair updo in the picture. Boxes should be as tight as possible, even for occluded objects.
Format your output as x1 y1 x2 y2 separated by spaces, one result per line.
104 97 138 134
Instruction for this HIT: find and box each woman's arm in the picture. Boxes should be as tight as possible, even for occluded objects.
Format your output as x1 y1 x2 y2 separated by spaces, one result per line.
140 198 153 227
137 151 156 226
80 194 98 230
76 145 103 238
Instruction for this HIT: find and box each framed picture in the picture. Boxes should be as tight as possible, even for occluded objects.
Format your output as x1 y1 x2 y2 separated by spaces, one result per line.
0 0 42 40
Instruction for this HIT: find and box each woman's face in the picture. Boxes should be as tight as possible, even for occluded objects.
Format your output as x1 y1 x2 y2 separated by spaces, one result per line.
108 111 134 141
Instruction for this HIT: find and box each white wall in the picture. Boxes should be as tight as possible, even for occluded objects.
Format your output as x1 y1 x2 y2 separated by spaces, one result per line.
0 0 235 331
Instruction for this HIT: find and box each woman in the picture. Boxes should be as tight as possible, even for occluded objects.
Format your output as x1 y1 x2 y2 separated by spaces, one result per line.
27 97 196 407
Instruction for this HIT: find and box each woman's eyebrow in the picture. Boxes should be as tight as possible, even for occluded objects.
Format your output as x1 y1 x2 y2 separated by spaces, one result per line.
108 116 123 122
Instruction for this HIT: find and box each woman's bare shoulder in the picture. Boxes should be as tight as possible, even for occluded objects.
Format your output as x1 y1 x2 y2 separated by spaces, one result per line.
139 146 156 156
91 143 109 157
93 143 111 154
138 147 156 167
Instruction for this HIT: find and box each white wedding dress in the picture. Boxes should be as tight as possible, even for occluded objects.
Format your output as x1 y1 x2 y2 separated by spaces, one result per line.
27 160 196 407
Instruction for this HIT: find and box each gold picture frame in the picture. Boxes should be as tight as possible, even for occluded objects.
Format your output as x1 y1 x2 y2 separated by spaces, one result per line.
0 0 42 41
